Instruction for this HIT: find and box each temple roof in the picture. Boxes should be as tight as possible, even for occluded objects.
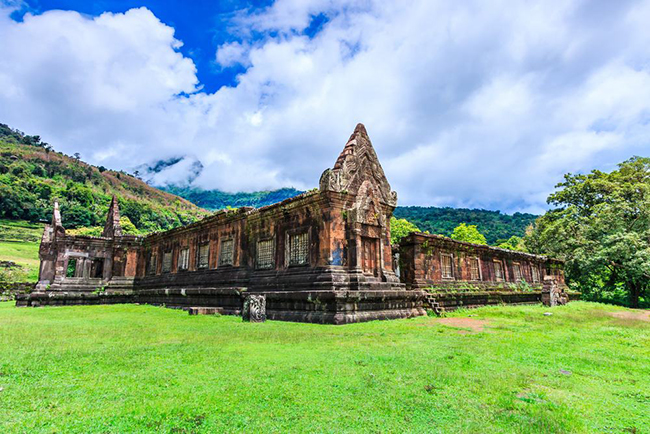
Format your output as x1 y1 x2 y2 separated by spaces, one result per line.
320 123 397 207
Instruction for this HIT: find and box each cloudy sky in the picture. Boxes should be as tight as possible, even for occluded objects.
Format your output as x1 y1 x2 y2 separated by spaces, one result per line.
1 0 649 213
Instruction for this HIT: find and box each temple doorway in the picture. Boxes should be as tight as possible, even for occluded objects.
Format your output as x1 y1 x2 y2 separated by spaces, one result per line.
361 237 379 276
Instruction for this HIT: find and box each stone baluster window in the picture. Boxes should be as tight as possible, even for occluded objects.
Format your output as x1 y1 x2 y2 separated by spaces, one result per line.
178 248 190 271
219 239 234 266
531 266 540 283
441 253 454 279
162 252 172 273
494 260 504 281
513 263 522 282
147 254 157 275
257 239 275 269
197 243 210 269
469 257 481 280
288 232 309 266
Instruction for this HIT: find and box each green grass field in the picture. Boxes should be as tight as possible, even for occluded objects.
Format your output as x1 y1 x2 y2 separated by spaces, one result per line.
0 219 42 282
0 302 648 433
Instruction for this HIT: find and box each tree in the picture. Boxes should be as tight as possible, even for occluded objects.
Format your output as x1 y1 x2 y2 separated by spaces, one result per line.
450 223 487 245
61 204 95 228
497 235 526 251
119 216 140 235
73 152 81 160
528 156 649 308
390 217 420 245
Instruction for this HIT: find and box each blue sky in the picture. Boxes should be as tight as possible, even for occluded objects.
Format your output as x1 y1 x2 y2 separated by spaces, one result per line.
1 0 649 213
10 0 274 92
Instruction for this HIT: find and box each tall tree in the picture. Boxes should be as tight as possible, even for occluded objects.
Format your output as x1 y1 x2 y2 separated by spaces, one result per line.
390 217 420 245
528 157 650 307
450 223 487 245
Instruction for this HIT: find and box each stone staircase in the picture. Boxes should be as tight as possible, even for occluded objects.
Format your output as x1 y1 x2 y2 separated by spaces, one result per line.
421 291 443 316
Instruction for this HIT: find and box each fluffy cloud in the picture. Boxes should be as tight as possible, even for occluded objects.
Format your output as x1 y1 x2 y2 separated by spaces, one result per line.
1 1 650 213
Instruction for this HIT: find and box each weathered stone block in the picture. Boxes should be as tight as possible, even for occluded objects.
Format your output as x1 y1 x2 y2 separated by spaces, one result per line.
188 306 223 316
242 295 266 322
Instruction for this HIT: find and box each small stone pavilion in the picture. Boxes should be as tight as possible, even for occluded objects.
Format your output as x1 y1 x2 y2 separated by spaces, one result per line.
19 124 569 322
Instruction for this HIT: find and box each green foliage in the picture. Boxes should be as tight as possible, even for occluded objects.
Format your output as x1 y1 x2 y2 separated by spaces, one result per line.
0 302 648 433
527 156 650 308
390 216 420 244
393 206 536 245
67 226 103 237
0 123 208 233
68 216 141 237
119 216 139 234
450 223 487 245
497 235 527 251
163 186 303 210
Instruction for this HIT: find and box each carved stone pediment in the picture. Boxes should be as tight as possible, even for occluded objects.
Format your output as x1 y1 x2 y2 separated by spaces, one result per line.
345 180 386 227
320 123 397 208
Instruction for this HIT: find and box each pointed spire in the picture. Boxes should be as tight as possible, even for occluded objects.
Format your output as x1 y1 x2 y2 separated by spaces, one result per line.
333 123 370 170
49 200 65 238
319 123 397 206
52 200 62 228
102 196 122 238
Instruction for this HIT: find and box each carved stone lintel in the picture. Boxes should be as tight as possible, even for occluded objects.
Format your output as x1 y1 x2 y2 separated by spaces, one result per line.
243 294 266 322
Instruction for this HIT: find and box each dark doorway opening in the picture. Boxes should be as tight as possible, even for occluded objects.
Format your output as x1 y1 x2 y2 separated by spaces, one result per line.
91 259 104 278
66 259 77 278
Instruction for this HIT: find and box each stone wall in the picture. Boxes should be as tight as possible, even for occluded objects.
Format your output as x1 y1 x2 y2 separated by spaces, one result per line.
399 232 566 291
0 282 34 301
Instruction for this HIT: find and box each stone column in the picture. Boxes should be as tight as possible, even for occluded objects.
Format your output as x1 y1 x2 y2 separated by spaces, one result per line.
103 256 113 280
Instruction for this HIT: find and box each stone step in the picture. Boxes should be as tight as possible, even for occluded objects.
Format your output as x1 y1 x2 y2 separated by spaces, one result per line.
422 293 444 316
188 307 224 316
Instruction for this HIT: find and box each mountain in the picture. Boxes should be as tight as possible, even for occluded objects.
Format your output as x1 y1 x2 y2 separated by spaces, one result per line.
0 123 209 232
393 206 537 245
161 186 304 210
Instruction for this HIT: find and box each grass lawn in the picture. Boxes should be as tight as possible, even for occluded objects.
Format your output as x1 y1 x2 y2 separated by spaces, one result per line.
0 301 648 433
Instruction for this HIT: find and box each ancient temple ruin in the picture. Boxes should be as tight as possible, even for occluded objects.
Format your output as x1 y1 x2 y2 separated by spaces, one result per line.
19 124 570 323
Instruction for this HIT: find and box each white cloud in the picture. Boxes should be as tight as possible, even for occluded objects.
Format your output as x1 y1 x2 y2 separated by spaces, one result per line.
1 0 650 212
216 41 250 67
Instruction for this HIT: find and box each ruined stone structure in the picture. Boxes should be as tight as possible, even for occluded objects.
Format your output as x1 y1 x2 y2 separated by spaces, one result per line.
34 197 141 294
398 233 568 311
19 124 571 322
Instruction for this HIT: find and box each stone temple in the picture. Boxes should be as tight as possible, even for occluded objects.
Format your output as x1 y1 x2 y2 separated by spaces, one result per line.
18 124 570 322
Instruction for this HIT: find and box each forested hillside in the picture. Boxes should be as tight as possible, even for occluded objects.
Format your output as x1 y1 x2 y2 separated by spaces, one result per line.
393 206 536 244
162 186 302 210
0 124 208 232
